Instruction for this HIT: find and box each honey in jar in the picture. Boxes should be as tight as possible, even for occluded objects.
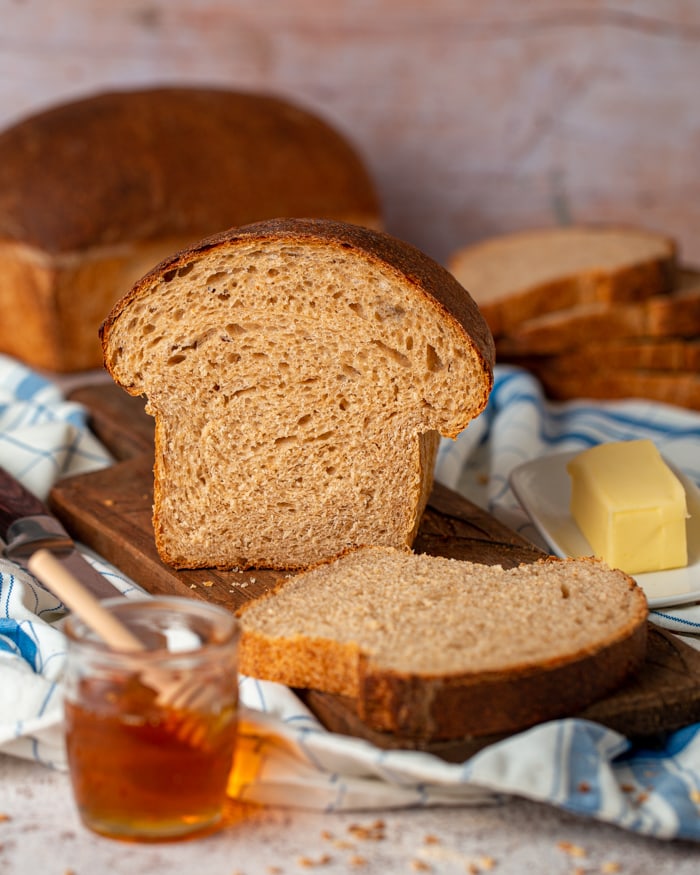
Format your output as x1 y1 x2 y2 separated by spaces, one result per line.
62 596 240 842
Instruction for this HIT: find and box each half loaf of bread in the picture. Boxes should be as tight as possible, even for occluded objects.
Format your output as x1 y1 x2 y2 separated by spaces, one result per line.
448 225 677 337
0 86 381 371
237 546 648 739
101 218 495 571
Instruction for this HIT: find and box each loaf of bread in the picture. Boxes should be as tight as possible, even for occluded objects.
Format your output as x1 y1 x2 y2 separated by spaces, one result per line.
0 86 381 372
237 546 648 739
101 218 495 571
447 225 677 338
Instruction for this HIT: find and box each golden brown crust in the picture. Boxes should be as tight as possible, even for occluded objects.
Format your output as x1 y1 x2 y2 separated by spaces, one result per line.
448 225 677 338
0 87 382 371
358 599 647 740
101 218 496 410
236 552 649 739
0 87 380 253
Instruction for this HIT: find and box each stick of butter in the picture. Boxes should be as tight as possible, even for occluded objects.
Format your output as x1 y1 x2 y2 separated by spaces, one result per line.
566 439 688 575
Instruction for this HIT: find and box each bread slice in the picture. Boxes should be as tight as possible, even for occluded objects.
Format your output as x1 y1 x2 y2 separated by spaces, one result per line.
508 338 700 375
0 86 382 371
496 269 700 356
101 219 495 571
448 226 677 337
237 546 648 740
527 366 700 411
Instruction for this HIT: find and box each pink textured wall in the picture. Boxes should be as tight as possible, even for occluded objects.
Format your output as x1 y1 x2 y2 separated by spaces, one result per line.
2 0 699 266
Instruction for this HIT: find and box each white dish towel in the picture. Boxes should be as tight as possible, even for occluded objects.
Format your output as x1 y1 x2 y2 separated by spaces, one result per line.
2 354 700 842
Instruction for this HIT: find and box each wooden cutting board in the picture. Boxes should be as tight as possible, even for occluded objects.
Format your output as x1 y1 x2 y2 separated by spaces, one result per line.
48 382 700 760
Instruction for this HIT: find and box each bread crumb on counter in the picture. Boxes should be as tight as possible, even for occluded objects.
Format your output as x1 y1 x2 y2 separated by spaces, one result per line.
347 819 386 841
557 840 587 858
296 853 332 867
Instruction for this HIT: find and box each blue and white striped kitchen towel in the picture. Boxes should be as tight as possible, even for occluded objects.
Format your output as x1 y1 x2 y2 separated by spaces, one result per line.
2 355 700 841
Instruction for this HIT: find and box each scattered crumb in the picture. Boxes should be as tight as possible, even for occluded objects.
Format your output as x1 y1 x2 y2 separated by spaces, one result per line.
0 814 10 823
267 868 282 875
249 577 256 583
410 860 431 872
423 834 440 845
635 792 649 805
690 789 700 804
601 863 622 873
577 781 591 793
477 856 496 870
320 830 334 841
348 819 385 841
333 840 356 850
620 784 635 794
297 854 332 867
348 856 367 867
557 841 586 858
102 498 114 506
190 583 197 589
201 580 214 587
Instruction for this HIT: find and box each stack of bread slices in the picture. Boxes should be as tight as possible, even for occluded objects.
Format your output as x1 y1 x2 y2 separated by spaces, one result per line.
448 226 700 410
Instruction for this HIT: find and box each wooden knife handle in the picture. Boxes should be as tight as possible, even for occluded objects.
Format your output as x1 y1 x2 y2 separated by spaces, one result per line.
0 467 47 539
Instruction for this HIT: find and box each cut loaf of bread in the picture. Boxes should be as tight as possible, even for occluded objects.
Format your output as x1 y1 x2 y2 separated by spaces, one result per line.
448 226 677 338
237 546 648 739
101 219 495 571
0 86 381 371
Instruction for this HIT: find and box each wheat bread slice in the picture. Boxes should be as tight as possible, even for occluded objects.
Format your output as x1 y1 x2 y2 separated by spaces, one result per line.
448 226 677 337
496 269 700 356
529 367 700 411
237 546 648 739
101 219 495 571
509 338 700 376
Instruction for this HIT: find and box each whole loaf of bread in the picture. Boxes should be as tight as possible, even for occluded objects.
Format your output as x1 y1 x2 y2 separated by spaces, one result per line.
101 218 495 571
0 86 381 371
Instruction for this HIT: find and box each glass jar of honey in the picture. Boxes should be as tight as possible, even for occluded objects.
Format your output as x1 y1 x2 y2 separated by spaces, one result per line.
62 596 240 842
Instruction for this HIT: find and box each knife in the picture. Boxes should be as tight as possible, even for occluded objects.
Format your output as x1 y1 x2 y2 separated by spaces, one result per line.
0 465 122 600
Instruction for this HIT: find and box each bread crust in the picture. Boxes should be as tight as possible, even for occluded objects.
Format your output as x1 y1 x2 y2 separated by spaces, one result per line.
101 220 494 570
0 87 380 253
358 608 647 739
448 225 677 338
0 87 381 371
237 551 649 739
102 218 496 404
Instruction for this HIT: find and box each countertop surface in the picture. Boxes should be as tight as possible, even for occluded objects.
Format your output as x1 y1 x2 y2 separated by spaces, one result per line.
1 753 698 875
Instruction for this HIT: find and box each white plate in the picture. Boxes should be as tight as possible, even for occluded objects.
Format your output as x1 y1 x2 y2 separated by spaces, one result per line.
509 450 700 609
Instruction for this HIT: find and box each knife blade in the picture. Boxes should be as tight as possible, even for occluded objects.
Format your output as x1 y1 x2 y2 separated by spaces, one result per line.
0 465 122 601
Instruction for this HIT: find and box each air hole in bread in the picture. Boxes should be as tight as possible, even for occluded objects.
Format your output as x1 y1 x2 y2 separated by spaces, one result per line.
372 340 410 367
426 344 444 372
177 263 195 278
167 353 187 365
